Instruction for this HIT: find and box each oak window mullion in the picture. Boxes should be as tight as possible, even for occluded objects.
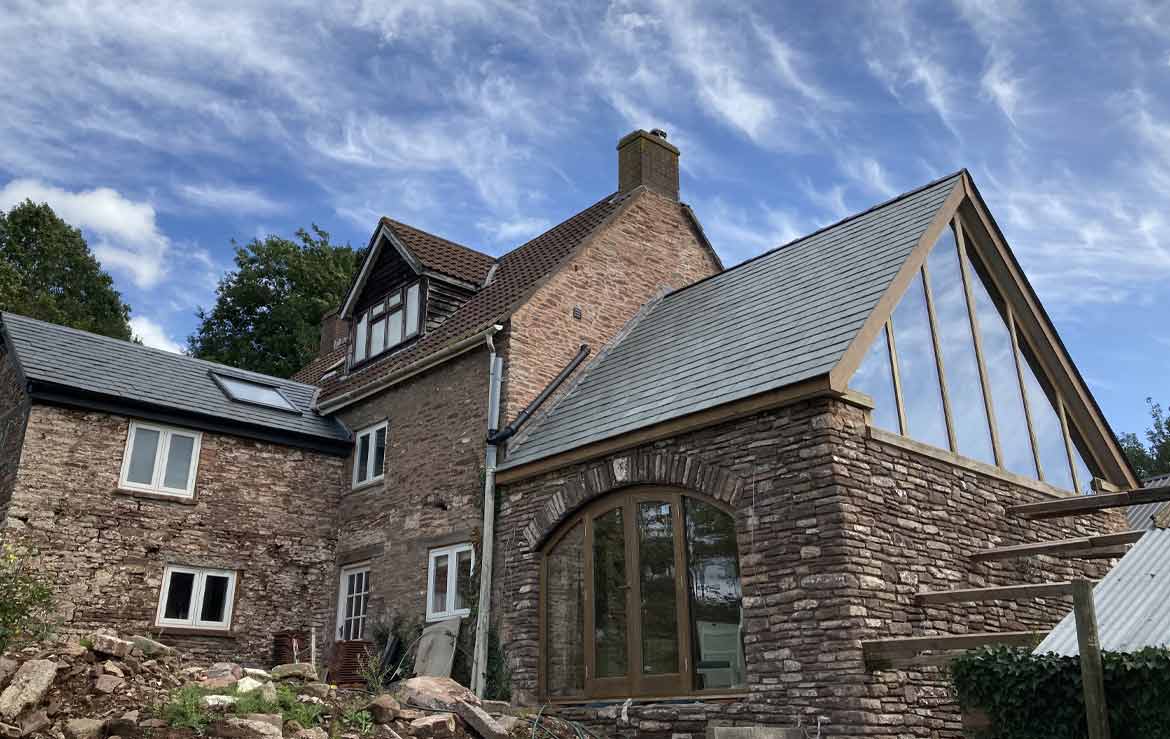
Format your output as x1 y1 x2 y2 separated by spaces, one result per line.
1008 307 1045 480
885 319 909 436
955 218 1004 467
671 493 692 693
582 514 596 691
920 264 958 453
625 499 641 698
1056 399 1081 493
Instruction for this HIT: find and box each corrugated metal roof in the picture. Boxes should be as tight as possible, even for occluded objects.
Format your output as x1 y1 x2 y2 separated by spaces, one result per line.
3 312 349 443
1035 528 1170 656
1126 473 1170 530
500 172 962 470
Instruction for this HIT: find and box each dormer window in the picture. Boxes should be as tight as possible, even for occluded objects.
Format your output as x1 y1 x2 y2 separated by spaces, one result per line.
353 282 422 365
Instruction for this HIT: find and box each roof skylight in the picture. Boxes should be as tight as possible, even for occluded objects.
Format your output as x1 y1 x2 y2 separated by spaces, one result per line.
212 373 299 413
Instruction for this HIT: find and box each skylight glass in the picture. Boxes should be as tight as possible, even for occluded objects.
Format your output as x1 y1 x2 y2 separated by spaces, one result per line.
214 374 298 412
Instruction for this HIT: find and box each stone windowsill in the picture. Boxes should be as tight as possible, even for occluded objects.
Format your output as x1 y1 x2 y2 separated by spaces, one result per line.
112 488 198 505
867 425 1075 500
547 691 749 707
348 478 384 495
151 627 238 640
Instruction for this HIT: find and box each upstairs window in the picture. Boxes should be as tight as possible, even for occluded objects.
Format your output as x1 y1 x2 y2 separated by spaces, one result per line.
427 543 474 621
212 373 298 413
352 282 422 365
156 565 236 630
352 421 387 488
120 421 202 498
850 217 1101 494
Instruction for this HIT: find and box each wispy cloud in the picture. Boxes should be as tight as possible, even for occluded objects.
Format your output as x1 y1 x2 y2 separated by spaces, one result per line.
130 316 184 353
176 183 285 215
477 216 551 245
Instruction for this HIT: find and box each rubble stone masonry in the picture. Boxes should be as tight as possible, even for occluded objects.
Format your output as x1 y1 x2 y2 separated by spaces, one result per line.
493 396 1126 739
2 403 346 665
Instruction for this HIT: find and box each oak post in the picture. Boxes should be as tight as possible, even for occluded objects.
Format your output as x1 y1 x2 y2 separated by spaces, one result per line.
1072 578 1110 739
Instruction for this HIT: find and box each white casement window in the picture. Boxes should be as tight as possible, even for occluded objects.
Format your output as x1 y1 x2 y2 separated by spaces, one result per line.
352 281 423 365
156 566 236 630
119 421 202 498
336 564 370 641
426 543 474 622
352 421 388 488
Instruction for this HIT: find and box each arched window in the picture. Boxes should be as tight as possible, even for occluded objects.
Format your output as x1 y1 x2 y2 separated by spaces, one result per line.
541 487 746 699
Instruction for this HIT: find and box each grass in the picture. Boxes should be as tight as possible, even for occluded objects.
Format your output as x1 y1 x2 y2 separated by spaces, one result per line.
159 681 325 733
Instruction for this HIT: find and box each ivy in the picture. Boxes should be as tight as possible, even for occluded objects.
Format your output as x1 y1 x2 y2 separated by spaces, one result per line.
951 646 1170 738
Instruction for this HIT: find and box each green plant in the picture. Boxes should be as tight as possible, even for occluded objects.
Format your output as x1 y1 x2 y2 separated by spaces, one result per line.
359 649 394 693
233 688 279 715
951 645 1170 739
277 684 323 726
0 544 54 652
342 708 374 735
160 684 214 732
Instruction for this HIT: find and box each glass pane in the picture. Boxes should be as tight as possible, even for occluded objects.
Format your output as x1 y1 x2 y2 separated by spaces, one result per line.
850 324 900 433
200 575 229 623
966 254 1038 478
386 292 402 309
454 548 473 611
405 283 421 336
386 311 404 349
370 317 387 356
164 571 195 620
638 501 678 675
892 272 949 450
546 523 585 697
163 434 195 490
1019 347 1075 490
1071 434 1095 496
126 427 160 485
215 375 296 410
432 553 449 614
373 427 386 479
356 434 370 483
684 498 744 691
354 314 368 362
593 506 628 678
927 229 995 464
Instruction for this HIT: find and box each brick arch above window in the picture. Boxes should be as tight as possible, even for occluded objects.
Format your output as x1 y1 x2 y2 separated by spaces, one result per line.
522 450 744 551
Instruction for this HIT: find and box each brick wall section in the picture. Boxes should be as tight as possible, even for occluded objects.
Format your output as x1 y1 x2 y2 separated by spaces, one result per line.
333 347 490 643
493 396 1124 739
0 337 30 523
501 189 720 424
2 404 345 665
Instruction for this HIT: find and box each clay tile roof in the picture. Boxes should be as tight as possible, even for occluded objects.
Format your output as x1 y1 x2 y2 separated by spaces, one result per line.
317 192 628 407
290 346 346 385
380 218 496 285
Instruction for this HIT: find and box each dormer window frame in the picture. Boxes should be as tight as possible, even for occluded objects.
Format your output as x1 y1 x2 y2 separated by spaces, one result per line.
351 280 424 368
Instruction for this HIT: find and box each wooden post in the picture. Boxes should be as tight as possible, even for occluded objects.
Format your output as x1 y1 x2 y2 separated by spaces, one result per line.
1072 579 1110 739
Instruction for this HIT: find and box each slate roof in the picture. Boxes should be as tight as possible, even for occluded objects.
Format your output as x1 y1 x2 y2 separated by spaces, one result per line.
317 191 629 406
3 313 349 444
500 172 963 470
380 218 497 285
1035 527 1170 656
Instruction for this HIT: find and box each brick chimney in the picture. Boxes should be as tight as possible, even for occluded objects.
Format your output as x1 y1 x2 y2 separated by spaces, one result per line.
319 309 349 355
617 128 680 200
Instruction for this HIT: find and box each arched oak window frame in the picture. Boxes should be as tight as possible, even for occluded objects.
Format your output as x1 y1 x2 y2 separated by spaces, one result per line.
539 486 746 701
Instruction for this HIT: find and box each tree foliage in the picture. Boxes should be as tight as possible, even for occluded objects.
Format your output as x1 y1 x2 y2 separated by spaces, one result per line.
187 225 360 378
0 199 133 340
1119 398 1170 480
0 544 54 652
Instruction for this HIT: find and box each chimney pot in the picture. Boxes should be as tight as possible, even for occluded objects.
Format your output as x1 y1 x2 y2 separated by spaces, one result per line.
617 129 680 200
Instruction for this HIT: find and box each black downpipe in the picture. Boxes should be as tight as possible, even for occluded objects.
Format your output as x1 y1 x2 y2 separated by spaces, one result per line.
487 344 590 445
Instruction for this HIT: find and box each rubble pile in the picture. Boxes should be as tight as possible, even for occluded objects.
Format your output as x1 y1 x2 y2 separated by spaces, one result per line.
0 635 531 739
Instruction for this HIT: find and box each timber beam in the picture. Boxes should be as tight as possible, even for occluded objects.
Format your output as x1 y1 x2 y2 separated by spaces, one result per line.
915 581 1085 605
863 631 1046 670
1008 485 1170 520
968 530 1144 562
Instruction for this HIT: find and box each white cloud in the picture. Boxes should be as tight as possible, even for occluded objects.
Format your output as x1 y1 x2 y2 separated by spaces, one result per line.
130 316 184 354
477 216 551 245
176 183 284 215
0 178 170 288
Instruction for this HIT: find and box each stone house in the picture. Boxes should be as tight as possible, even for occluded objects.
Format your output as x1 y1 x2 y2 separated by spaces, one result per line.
0 130 1142 737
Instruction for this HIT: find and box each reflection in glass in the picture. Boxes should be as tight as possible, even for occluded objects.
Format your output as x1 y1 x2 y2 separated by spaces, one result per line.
892 272 949 450
127 427 160 485
927 230 995 464
547 524 585 696
851 325 900 433
966 255 1038 477
593 507 627 677
373 427 387 479
200 575 229 622
454 549 473 611
638 502 678 675
432 554 448 615
163 434 195 490
1019 350 1075 490
164 571 194 620
356 434 370 483
684 499 745 691
1070 436 1095 496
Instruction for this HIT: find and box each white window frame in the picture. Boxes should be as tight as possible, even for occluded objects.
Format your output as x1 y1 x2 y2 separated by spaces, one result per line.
119 421 202 498
351 421 388 489
426 543 475 622
336 562 371 641
155 565 236 630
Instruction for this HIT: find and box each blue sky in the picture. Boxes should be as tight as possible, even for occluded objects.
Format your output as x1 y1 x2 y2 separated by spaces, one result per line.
1 1 1168 438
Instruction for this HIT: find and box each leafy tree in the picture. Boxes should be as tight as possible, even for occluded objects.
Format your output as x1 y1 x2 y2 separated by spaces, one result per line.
1120 398 1170 480
188 225 360 378
0 200 133 340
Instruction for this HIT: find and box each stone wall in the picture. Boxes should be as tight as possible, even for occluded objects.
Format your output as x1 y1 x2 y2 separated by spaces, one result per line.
502 188 720 424
333 347 490 643
492 395 1125 739
0 335 30 524
3 404 345 665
